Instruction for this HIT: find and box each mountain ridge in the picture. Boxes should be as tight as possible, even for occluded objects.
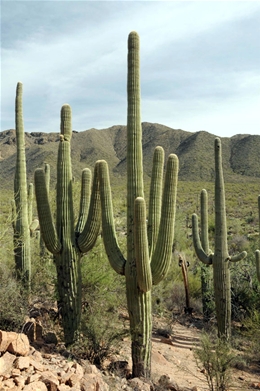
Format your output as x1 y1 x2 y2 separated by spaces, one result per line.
1 122 260 189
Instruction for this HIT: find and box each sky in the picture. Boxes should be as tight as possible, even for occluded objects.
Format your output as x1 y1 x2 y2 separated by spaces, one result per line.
1 1 260 138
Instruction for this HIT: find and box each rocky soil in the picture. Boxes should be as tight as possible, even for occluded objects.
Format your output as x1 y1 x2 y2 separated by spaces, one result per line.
1 314 260 391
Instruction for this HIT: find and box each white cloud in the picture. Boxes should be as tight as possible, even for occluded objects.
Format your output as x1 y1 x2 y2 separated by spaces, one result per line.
1 1 260 137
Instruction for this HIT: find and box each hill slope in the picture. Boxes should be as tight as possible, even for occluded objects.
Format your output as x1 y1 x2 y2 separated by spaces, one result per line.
1 123 260 189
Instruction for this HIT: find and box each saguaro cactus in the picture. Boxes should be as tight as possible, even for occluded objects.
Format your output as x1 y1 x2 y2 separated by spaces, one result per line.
13 82 32 286
34 104 100 345
192 138 247 339
98 31 178 378
199 189 213 321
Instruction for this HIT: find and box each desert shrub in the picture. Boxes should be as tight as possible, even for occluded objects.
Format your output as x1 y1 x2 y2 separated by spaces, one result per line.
0 263 28 331
230 253 260 321
70 307 128 367
194 332 236 391
239 310 260 362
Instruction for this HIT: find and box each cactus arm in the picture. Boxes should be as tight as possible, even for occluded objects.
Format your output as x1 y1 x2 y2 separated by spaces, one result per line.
77 163 101 253
98 160 126 275
147 146 164 255
256 250 260 282
134 197 152 292
34 168 61 253
229 251 247 262
75 168 91 235
200 189 210 254
150 153 179 285
192 213 212 265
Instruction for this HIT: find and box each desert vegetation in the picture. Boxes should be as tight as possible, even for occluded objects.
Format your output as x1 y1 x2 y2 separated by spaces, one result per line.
1 31 260 390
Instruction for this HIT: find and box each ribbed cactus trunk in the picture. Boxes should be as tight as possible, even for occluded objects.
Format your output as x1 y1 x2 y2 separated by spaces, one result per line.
35 105 100 345
126 32 151 377
98 31 178 378
192 138 246 340
213 138 232 338
13 82 31 286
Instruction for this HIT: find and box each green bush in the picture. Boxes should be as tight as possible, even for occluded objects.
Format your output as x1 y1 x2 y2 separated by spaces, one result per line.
194 332 236 391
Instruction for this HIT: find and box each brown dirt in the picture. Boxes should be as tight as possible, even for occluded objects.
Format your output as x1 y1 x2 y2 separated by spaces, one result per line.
111 314 260 390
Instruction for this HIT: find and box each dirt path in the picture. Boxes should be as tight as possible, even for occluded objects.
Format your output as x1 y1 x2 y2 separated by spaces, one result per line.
116 317 260 390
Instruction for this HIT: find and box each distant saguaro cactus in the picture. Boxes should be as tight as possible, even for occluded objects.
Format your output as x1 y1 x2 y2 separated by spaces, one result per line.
34 104 100 345
98 31 178 378
13 82 38 286
192 138 247 339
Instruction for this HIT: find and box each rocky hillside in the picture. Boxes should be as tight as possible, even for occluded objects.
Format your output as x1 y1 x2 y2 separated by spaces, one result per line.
1 123 260 188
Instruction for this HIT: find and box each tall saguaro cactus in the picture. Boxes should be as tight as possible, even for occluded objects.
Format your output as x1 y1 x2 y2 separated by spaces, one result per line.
13 82 31 286
98 31 178 378
192 138 247 339
34 104 100 345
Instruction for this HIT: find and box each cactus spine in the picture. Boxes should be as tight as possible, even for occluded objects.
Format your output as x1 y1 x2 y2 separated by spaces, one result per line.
34 104 100 345
98 31 178 378
192 138 247 339
13 82 31 286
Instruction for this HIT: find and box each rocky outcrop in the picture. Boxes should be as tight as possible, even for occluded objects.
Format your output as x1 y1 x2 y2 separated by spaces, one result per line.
0 330 109 391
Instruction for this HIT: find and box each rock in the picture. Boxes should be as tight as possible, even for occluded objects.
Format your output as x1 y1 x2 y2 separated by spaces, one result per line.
14 356 31 370
0 351 16 376
158 374 180 390
80 373 109 391
128 377 151 391
7 333 30 356
23 380 48 391
0 331 19 352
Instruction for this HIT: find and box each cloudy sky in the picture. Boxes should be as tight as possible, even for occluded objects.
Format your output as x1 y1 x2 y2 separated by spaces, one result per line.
1 1 260 138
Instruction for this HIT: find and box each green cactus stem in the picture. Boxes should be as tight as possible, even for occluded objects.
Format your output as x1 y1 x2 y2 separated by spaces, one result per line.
98 31 178 378
192 138 247 340
34 104 100 345
13 82 31 286
199 189 213 321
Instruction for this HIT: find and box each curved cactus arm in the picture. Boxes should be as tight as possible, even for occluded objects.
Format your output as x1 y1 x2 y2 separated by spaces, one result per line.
200 189 210 254
77 163 101 253
147 146 164 256
75 168 91 235
34 168 61 254
134 197 152 292
151 154 179 285
256 250 260 282
192 213 212 265
229 251 247 263
98 160 126 275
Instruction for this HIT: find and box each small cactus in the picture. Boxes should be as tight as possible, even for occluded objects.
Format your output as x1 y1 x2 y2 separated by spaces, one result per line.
192 138 247 339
